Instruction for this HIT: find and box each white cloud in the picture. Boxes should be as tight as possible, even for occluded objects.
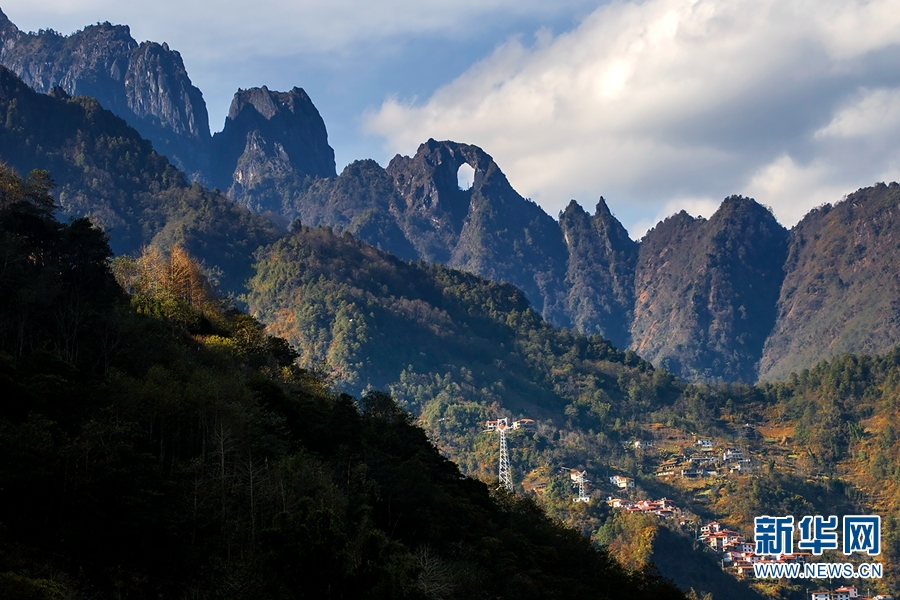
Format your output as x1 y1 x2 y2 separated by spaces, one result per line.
744 155 844 225
365 0 900 235
815 88 900 140
748 87 900 224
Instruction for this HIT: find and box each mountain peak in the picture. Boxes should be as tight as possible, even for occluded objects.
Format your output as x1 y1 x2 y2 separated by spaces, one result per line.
385 139 516 261
0 8 15 32
632 196 788 381
227 86 316 122
593 196 636 249
210 85 336 209
561 199 587 219
760 182 900 381
559 196 637 346
387 139 512 216
0 13 209 179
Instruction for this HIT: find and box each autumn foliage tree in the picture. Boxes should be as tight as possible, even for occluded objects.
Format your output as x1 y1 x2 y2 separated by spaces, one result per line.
112 244 217 330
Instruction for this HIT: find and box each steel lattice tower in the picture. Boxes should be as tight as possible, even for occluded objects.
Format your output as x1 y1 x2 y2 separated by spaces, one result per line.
497 420 512 492
573 470 590 503
564 468 591 502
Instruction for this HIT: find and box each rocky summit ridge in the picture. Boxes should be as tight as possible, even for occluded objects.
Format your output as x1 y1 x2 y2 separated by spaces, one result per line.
1 10 898 384
0 13 338 201
211 86 336 212
0 9 211 180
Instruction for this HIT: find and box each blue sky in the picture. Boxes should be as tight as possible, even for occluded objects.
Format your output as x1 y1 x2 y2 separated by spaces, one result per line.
3 1 900 237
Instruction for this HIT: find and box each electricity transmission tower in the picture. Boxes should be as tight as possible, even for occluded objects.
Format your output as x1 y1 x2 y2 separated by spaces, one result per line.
564 468 591 502
486 418 513 492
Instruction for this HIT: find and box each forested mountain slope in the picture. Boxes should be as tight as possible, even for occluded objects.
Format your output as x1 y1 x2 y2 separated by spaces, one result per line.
0 66 282 293
760 182 900 381
631 197 789 382
0 164 686 599
243 216 900 598
245 222 676 416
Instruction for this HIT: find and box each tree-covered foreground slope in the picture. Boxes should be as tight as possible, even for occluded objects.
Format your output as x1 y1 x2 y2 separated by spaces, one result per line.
0 164 685 599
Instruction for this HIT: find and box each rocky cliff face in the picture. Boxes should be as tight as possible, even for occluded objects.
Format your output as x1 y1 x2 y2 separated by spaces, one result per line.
386 139 477 264
289 159 417 260
559 198 638 350
0 10 211 180
388 140 570 322
210 86 336 212
283 139 571 322
759 183 900 381
123 41 210 178
631 197 788 382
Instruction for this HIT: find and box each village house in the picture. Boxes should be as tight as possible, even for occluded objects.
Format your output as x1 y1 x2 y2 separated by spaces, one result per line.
833 586 859 600
806 584 886 600
512 418 535 431
681 468 711 479
705 532 740 551
722 448 743 462
701 521 724 535
725 540 755 554
610 475 635 489
605 497 634 509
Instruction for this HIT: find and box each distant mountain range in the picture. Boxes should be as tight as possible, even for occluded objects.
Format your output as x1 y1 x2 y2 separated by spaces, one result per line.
1 9 899 384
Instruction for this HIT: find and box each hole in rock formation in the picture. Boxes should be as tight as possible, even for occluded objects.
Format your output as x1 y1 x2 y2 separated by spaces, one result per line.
457 163 475 191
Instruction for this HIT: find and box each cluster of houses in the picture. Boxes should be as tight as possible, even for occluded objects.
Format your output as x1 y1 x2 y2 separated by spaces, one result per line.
654 442 752 479
605 496 680 519
700 521 814 578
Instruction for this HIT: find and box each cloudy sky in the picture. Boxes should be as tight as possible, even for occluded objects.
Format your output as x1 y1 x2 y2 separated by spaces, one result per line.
4 0 900 236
